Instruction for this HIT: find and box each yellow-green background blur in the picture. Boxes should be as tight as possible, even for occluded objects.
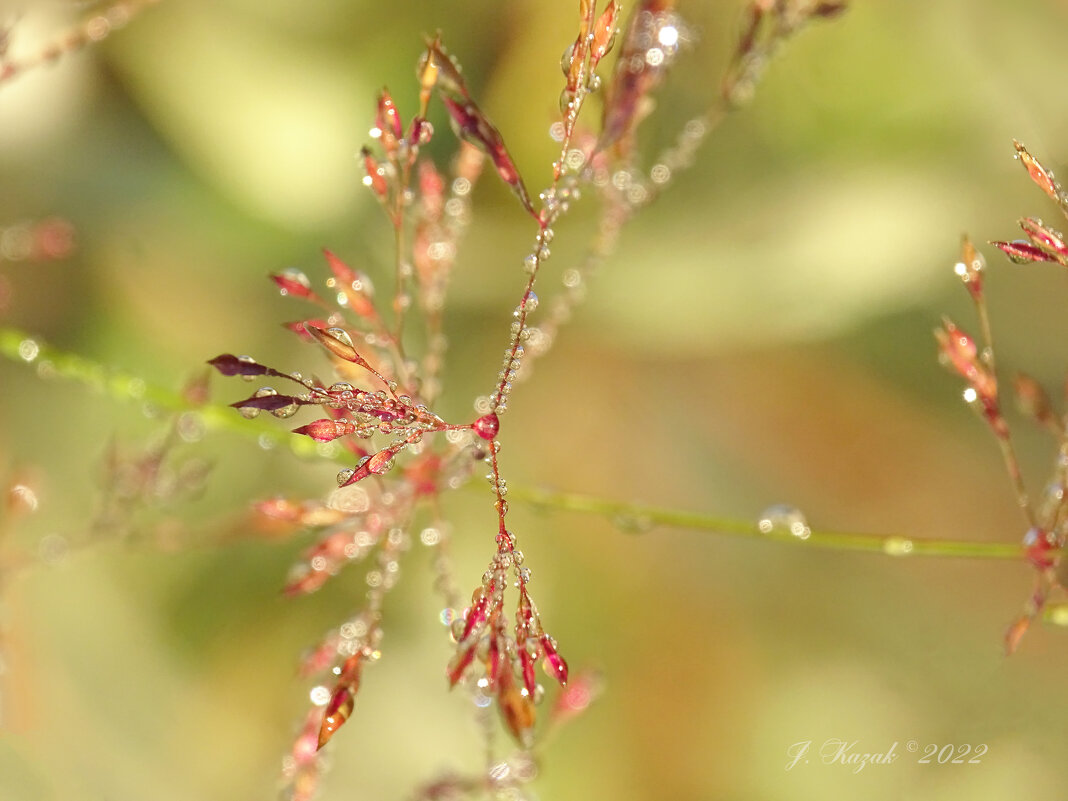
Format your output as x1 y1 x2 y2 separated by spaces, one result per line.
3 1 1068 799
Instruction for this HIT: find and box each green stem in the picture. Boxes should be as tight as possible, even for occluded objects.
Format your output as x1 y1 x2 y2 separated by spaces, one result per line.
0 327 319 459
506 485 1024 560
0 326 1027 562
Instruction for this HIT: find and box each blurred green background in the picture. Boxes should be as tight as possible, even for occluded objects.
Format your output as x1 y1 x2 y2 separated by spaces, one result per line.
3 0 1068 799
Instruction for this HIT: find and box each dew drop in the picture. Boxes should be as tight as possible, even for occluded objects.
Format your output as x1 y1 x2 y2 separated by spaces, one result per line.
239 406 261 419
326 327 354 348
883 536 914 556
272 403 299 419
450 618 466 642
8 483 38 514
17 339 39 362
421 527 441 546
558 88 578 114
237 355 257 381
176 412 205 442
336 468 356 486
612 513 654 534
314 443 340 461
560 42 575 76
626 185 648 205
1023 527 1045 548
524 292 539 312
1042 482 1065 516
757 504 810 539
658 24 680 48
280 267 312 294
337 624 358 644
684 119 707 139
650 163 671 184
1047 603 1068 626
38 533 68 564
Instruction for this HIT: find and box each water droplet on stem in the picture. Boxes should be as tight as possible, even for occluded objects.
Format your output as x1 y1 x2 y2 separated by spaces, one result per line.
882 536 914 556
757 504 810 539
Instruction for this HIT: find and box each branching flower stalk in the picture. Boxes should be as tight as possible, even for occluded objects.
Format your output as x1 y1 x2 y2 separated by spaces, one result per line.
937 240 1035 528
201 2 851 798
0 0 161 87
511 0 847 388
204 20 627 796
938 140 1068 654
